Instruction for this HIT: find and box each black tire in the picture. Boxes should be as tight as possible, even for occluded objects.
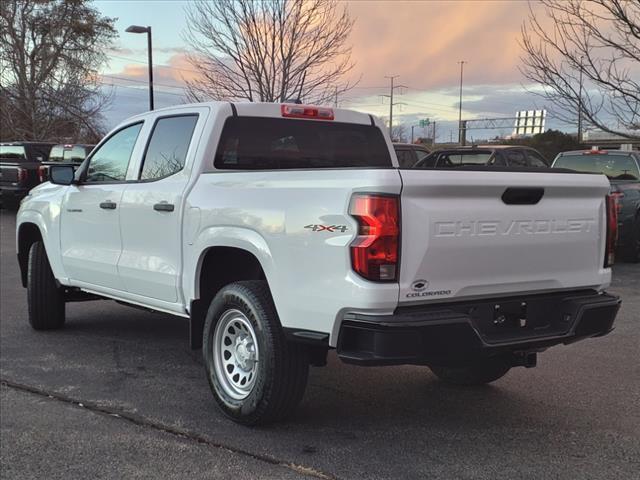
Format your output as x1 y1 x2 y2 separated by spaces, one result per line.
621 215 640 263
27 241 65 330
430 356 511 386
203 280 309 425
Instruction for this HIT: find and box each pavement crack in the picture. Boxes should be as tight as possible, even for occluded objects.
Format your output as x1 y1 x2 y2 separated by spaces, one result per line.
1 377 337 480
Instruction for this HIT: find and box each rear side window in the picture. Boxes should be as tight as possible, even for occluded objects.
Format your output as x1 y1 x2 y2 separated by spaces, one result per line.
214 117 392 169
394 149 415 168
140 115 198 180
553 154 639 180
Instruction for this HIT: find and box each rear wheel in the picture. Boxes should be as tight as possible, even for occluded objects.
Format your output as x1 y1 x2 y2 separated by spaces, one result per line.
203 281 309 425
27 241 65 330
430 356 511 386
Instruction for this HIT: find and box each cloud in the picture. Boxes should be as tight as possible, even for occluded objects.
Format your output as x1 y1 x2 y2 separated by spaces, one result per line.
346 0 538 89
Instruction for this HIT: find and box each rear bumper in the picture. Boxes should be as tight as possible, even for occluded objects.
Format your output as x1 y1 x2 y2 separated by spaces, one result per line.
337 290 621 366
0 187 29 205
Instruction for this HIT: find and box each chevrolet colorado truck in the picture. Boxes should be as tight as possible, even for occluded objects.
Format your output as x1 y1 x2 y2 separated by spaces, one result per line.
16 102 621 425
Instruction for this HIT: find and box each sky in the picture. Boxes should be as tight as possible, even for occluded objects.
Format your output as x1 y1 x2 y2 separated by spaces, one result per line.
95 0 573 142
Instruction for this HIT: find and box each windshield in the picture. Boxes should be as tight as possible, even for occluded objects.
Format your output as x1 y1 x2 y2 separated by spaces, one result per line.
553 154 639 180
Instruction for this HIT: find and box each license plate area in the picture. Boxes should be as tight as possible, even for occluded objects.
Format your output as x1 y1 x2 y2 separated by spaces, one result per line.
466 296 575 344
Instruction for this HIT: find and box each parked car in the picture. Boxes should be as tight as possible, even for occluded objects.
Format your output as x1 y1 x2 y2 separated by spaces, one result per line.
414 145 549 169
552 147 640 262
38 144 95 182
393 143 431 168
0 142 55 208
17 102 620 425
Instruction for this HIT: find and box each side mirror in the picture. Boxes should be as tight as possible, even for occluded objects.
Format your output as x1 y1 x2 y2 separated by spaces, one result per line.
49 165 75 185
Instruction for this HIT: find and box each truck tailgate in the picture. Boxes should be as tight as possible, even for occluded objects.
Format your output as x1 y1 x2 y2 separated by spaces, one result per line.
398 170 611 304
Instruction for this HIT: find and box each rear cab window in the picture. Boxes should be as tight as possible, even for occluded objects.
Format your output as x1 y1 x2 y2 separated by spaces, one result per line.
435 151 493 168
553 153 640 181
214 117 392 170
0 145 27 162
49 145 91 163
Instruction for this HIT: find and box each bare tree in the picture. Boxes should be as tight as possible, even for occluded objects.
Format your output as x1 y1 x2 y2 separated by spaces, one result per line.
0 0 116 142
390 123 408 143
182 0 357 104
520 0 640 140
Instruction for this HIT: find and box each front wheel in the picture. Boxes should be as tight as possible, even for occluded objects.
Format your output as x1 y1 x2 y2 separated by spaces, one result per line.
203 281 309 425
27 241 65 330
430 356 511 386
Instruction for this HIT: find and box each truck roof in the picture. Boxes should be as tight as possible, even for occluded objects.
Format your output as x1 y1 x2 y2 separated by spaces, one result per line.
122 101 376 128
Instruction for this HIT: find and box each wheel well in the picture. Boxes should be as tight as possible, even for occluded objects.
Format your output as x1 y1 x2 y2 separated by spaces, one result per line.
198 246 266 304
17 223 43 288
189 247 266 349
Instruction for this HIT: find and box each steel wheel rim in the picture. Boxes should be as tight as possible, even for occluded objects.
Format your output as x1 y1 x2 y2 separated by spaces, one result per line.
212 309 259 400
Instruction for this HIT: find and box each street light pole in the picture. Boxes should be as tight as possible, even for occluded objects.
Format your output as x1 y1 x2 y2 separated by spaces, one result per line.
457 60 466 145
126 25 154 111
577 56 583 144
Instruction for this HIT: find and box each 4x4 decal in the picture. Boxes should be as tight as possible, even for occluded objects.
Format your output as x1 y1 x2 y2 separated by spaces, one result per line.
304 224 348 233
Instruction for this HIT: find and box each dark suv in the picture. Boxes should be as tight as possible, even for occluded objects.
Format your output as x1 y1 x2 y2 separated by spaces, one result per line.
0 142 55 208
552 148 640 262
414 145 549 169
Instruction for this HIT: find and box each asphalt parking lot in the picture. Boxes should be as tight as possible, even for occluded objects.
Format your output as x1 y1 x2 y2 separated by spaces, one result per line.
1 208 638 480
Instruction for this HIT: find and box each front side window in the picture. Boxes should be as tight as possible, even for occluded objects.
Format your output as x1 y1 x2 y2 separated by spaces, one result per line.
395 149 415 168
140 115 198 180
85 123 143 183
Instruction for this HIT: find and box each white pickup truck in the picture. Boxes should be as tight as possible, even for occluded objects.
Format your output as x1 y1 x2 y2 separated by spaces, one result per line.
16 102 621 424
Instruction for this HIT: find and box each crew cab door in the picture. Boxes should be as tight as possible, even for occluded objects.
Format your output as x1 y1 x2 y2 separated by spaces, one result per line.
117 113 202 303
60 122 144 290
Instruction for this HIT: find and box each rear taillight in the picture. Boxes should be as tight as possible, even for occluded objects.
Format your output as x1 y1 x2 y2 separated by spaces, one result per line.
349 194 400 281
37 165 47 183
610 190 624 214
604 194 618 267
17 167 28 184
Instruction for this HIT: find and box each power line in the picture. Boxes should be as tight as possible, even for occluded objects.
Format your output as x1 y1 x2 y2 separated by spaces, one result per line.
100 74 186 91
381 75 407 135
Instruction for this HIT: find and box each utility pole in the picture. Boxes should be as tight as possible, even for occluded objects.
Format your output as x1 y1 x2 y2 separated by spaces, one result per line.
411 125 415 143
334 86 339 108
457 61 466 145
577 57 583 144
432 121 436 146
381 75 406 137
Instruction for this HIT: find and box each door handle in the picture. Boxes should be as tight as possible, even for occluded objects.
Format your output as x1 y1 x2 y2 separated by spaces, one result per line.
153 202 175 212
99 201 117 210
